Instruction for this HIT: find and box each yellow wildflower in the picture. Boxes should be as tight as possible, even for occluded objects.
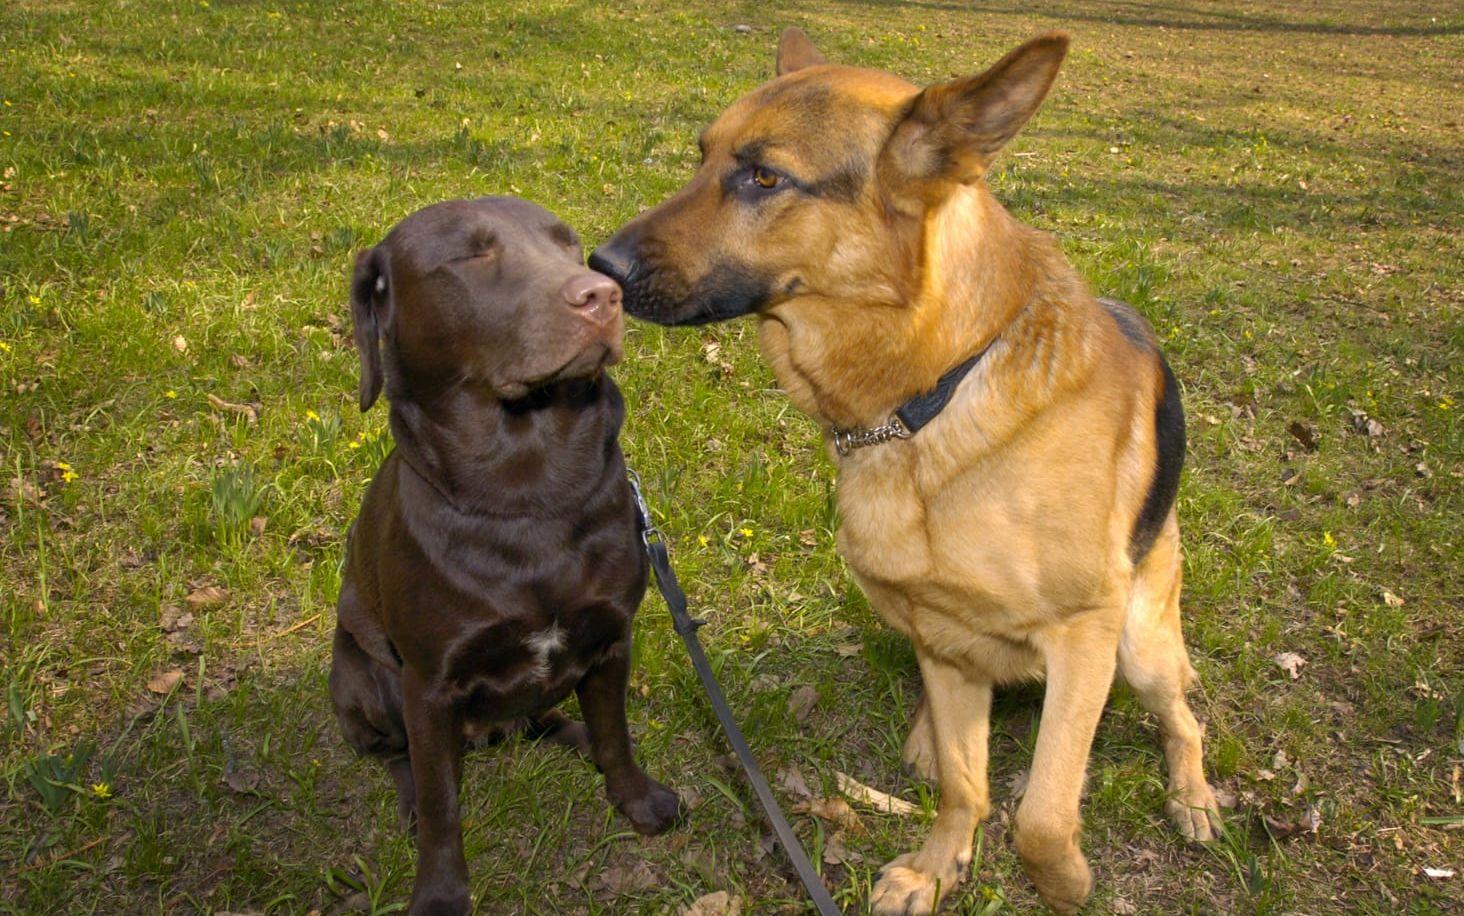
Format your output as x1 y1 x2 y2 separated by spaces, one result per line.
164 389 177 399
305 409 320 422
739 527 753 538
55 461 78 483
697 534 709 547
91 782 112 800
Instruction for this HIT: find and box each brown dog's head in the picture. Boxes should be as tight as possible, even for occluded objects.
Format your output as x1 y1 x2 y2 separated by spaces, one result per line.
351 197 622 409
589 28 1069 326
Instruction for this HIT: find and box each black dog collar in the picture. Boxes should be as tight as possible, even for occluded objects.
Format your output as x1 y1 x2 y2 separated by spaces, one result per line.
830 340 995 455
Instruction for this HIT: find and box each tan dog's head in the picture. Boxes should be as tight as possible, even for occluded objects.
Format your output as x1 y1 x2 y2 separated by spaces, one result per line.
590 28 1069 326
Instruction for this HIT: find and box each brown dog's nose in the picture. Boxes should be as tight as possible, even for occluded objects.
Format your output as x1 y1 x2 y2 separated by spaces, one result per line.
561 272 622 323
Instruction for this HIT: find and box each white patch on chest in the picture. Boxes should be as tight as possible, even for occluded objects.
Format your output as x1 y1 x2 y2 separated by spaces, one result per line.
523 623 565 680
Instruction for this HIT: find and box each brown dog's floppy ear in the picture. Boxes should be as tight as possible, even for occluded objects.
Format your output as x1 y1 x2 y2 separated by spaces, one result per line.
776 27 826 76
879 31 1069 204
349 246 389 412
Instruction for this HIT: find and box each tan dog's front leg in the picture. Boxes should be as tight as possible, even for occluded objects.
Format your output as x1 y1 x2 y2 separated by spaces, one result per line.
1015 614 1121 914
872 648 992 916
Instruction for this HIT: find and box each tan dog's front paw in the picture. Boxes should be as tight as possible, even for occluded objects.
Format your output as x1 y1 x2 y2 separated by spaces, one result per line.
871 853 965 916
1022 852 1092 915
1166 781 1222 842
1015 825 1092 915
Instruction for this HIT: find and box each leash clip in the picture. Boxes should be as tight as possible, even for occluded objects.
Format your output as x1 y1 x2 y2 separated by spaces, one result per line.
626 469 662 547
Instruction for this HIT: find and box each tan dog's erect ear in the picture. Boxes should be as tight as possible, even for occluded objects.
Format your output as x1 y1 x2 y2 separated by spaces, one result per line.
349 246 389 412
879 31 1069 204
776 27 827 76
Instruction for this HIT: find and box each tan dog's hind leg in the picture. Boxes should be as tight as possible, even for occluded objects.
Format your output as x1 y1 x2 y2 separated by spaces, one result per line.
1015 613 1120 915
872 649 992 916
1119 519 1221 841
902 692 939 782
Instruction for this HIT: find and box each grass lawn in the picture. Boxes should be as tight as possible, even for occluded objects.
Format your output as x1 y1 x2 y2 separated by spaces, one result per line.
1 0 1460 912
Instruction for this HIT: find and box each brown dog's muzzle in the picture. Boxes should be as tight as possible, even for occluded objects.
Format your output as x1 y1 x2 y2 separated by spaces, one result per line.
560 271 622 328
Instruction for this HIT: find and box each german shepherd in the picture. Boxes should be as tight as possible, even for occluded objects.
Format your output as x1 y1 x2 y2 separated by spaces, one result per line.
591 28 1221 915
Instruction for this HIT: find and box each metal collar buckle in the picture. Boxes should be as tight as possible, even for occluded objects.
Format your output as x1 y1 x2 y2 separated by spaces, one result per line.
831 414 912 456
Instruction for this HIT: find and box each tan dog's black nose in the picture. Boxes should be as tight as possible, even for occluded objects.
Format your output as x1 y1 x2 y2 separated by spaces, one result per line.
561 272 622 323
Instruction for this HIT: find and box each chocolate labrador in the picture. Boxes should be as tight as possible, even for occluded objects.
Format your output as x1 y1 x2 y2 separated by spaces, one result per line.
329 197 682 915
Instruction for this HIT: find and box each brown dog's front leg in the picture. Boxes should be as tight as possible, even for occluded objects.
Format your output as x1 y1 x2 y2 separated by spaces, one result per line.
401 668 470 916
575 643 683 835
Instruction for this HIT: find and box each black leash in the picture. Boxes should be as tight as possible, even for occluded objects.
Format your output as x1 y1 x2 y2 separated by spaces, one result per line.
627 471 843 916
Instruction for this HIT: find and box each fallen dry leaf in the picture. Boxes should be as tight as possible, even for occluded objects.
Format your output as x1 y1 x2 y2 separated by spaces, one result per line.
1008 769 1030 800
1286 421 1318 451
681 891 741 916
822 829 862 865
1349 409 1385 437
787 685 818 723
792 796 866 834
1423 867 1455 880
701 340 733 374
1262 814 1299 839
172 334 188 353
185 585 229 610
1273 651 1308 679
835 642 862 658
159 605 193 633
147 668 183 694
777 767 813 799
8 476 44 505
1381 589 1405 607
599 860 658 895
223 768 260 795
836 772 917 815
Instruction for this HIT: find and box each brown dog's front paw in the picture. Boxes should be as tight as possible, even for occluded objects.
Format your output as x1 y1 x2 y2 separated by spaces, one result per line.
409 889 471 916
614 779 685 835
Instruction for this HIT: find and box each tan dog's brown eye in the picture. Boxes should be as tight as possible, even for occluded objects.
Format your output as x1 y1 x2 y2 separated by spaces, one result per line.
751 166 782 189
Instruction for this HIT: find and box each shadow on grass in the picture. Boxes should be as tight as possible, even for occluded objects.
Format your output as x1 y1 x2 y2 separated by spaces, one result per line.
836 0 1463 38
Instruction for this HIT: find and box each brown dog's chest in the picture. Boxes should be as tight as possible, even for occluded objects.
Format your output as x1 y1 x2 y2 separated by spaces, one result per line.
441 599 629 721
371 473 647 721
